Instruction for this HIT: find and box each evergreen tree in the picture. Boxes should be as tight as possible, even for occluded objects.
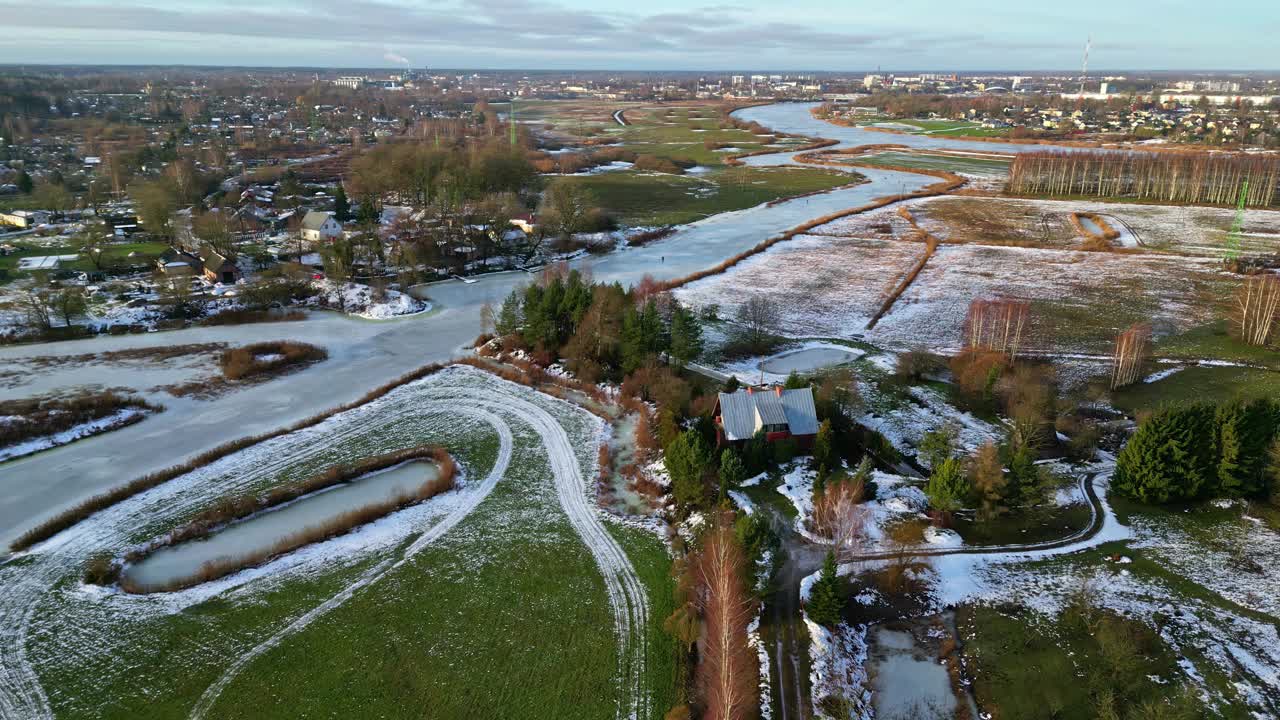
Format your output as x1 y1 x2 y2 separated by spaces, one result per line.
784 371 807 390
333 185 351 222
718 449 746 502
666 429 712 513
812 419 835 470
925 457 970 514
1113 404 1216 503
806 551 843 627
919 424 957 469
495 289 523 338
812 465 828 506
1215 399 1275 498
668 302 704 366
16 170 33 194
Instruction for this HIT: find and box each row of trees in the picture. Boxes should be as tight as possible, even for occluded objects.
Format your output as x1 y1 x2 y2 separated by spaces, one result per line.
1114 399 1280 503
1007 150 1280 207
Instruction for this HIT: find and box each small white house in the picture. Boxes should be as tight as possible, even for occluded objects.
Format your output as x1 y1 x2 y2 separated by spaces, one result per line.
299 211 342 243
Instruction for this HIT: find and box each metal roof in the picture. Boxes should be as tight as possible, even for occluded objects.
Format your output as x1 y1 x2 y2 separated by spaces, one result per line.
717 387 819 441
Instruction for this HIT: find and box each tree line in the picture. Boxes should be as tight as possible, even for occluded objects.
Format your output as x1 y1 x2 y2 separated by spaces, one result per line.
1007 150 1280 207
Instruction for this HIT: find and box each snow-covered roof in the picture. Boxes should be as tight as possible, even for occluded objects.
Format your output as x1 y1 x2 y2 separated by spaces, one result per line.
717 387 818 441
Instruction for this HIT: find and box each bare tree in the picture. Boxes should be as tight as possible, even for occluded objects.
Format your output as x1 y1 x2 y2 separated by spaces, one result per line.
694 513 759 720
811 472 869 561
1111 323 1152 389
963 298 1031 358
734 296 781 349
1234 275 1280 346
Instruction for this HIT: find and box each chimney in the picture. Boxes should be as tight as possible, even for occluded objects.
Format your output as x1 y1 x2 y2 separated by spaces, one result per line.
746 387 753 395
774 385 783 397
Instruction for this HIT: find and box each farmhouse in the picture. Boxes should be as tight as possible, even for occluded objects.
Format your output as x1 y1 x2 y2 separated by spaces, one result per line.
714 386 819 447
300 210 343 243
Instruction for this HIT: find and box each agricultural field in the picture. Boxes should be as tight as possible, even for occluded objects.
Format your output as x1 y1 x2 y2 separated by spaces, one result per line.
0 366 675 719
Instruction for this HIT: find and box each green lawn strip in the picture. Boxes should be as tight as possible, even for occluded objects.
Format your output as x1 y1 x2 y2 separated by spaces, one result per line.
1153 321 1280 369
560 166 854 227
605 522 682 715
853 151 1011 176
1110 365 1280 416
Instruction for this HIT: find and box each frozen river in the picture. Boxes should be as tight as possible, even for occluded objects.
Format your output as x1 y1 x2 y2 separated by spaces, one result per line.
0 102 1096 550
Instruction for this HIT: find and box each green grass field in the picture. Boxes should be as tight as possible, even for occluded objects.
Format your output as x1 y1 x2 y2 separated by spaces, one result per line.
560 166 856 227
0 239 168 284
1111 365 1280 415
855 116 1010 138
852 151 1011 176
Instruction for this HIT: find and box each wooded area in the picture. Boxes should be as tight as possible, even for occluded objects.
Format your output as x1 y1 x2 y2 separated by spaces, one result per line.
1008 150 1280 206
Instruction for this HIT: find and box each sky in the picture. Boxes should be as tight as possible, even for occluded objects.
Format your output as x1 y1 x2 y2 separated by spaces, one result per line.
0 0 1275 71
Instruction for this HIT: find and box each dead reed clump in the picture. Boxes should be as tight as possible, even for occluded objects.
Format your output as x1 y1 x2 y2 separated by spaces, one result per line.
219 341 328 381
0 391 160 450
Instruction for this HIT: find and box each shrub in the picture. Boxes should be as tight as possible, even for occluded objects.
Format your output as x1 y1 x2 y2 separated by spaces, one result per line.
218 341 328 381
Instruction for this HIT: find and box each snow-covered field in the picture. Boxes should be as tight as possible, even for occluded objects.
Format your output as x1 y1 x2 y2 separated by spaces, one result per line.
0 366 654 719
676 200 1232 355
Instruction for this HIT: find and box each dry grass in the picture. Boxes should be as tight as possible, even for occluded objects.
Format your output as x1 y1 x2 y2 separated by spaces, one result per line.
200 308 307 326
219 341 328 381
10 363 449 551
0 391 160 449
118 446 456 593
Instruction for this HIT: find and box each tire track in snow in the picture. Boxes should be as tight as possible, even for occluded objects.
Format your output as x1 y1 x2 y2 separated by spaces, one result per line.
446 384 651 720
188 404 513 719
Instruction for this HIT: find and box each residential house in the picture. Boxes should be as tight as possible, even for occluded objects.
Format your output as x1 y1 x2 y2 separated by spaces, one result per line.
714 386 819 448
199 246 242 284
300 210 343 243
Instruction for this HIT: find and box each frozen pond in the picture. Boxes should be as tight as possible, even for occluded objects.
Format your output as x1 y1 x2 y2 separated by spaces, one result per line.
759 346 863 374
868 627 957 720
123 460 441 590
